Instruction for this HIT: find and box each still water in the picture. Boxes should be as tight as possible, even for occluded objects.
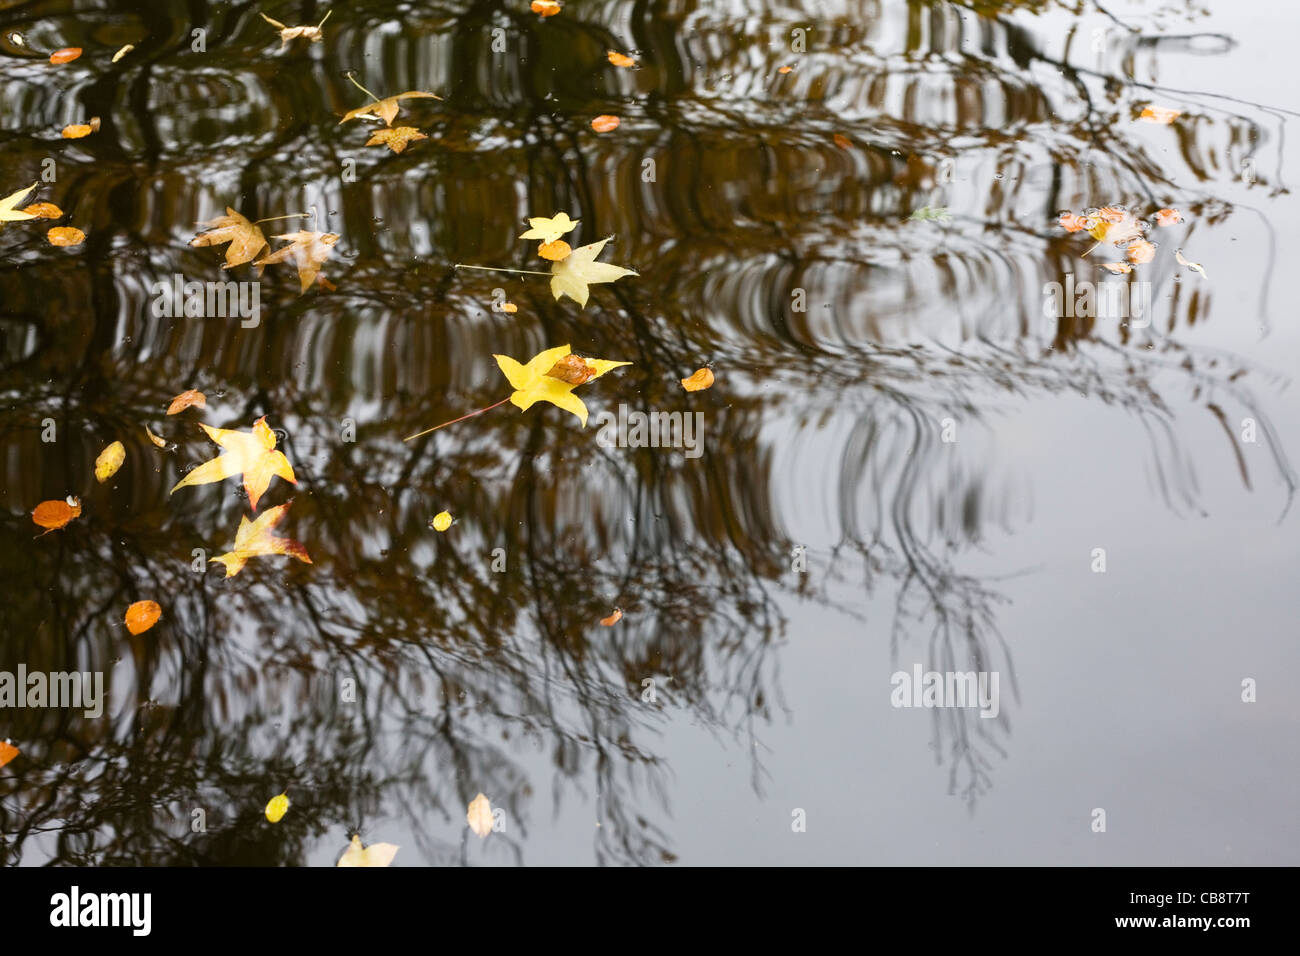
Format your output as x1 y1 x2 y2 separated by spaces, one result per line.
1 0 1297 865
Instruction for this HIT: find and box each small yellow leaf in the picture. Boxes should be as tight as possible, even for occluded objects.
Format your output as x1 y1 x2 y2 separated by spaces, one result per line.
681 368 715 392
112 44 134 63
145 425 167 448
265 792 289 823
47 226 85 247
95 440 125 482
166 389 206 415
607 51 636 68
467 793 493 837
338 834 400 867
778 65 793 74
432 511 452 532
60 118 99 139
519 212 578 245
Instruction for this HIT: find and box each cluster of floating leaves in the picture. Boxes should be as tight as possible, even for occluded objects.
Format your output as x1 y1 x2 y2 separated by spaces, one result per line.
1058 205 1205 277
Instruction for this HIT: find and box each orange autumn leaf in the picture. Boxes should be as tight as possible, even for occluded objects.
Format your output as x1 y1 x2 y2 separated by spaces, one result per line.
607 51 636 68
501 302 518 313
1100 262 1132 275
1059 213 1088 233
0 740 17 770
125 600 161 635
60 117 100 139
531 1 562 16
1097 207 1126 224
833 133 852 149
681 367 715 392
209 501 312 577
591 115 620 133
22 202 63 219
47 226 85 247
1155 208 1182 227
600 608 623 626
537 239 571 261
545 354 597 385
1139 105 1181 124
1125 239 1156 264
49 47 81 64
171 416 297 511
365 126 427 154
254 231 338 293
190 207 269 270
778 65 793 74
167 389 206 415
33 497 81 533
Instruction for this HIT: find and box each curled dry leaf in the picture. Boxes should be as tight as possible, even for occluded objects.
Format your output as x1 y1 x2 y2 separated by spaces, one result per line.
167 389 206 415
681 367 715 392
590 115 620 133
191 207 268 270
265 792 289 823
260 10 331 49
537 239 571 261
531 1 562 16
112 44 134 63
600 608 623 626
95 441 125 482
47 226 85 247
1155 208 1182 227
545 354 597 385
145 425 167 448
33 497 81 533
0 740 17 770
431 511 452 532
125 600 161 635
49 47 81 64
607 51 636 68
61 118 100 139
365 126 427 154
338 834 400 867
1176 249 1208 278
467 793 493 837
22 202 63 219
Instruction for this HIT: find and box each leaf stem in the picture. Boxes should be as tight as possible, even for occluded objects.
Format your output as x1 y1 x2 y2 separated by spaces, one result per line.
403 396 512 441
254 212 311 225
317 9 333 29
345 71 381 103
453 263 552 277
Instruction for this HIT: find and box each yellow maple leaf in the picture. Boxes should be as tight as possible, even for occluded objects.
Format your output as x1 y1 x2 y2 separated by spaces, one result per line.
365 126 428 154
519 212 579 246
340 90 440 127
0 184 39 223
171 416 297 511
190 207 269 270
549 237 637 307
337 834 400 867
254 230 338 293
210 501 312 578
493 344 630 427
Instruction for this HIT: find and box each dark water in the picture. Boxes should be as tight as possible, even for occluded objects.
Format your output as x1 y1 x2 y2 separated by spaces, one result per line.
1 0 1297 866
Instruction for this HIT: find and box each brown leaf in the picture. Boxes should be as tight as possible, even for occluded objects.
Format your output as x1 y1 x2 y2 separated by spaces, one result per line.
254 231 339 293
833 133 853 149
49 47 81 64
545 354 596 385
600 608 623 626
364 126 428 154
145 425 167 448
537 239 571 261
1125 239 1155 264
190 207 269 270
47 226 85 247
681 367 715 392
1099 262 1132 275
125 600 161 635
33 497 81 533
22 202 63 219
340 91 440 127
590 115 620 133
531 1 562 16
167 389 207 415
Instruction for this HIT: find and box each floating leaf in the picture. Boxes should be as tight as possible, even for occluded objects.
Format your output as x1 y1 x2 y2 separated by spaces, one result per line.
600 608 623 626
531 1 562 16
908 206 951 222
260 10 331 49
112 44 134 63
125 600 161 635
537 239 572 261
1139 105 1181 124
591 115 620 133
1099 262 1132 275
338 834 399 867
500 302 518 313
1155 208 1182 227
431 511 452 532
191 208 268 270
1176 249 1208 278
1125 239 1156 264
519 212 579 246
95 441 125 482
22 202 62 220
210 502 311 578
466 793 493 837
33 496 81 533
778 65 793 74
0 740 17 770
607 51 636 68
494 345 630 427
254 231 338 293
546 354 597 385
265 792 289 823
549 237 637 307
49 47 81 64
0 184 39 223
47 226 85 247
365 126 427 154
145 425 167 447
1059 212 1088 233
681 368 715 392
61 117 99 139
340 91 440 127
167 389 207 415
171 416 297 511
